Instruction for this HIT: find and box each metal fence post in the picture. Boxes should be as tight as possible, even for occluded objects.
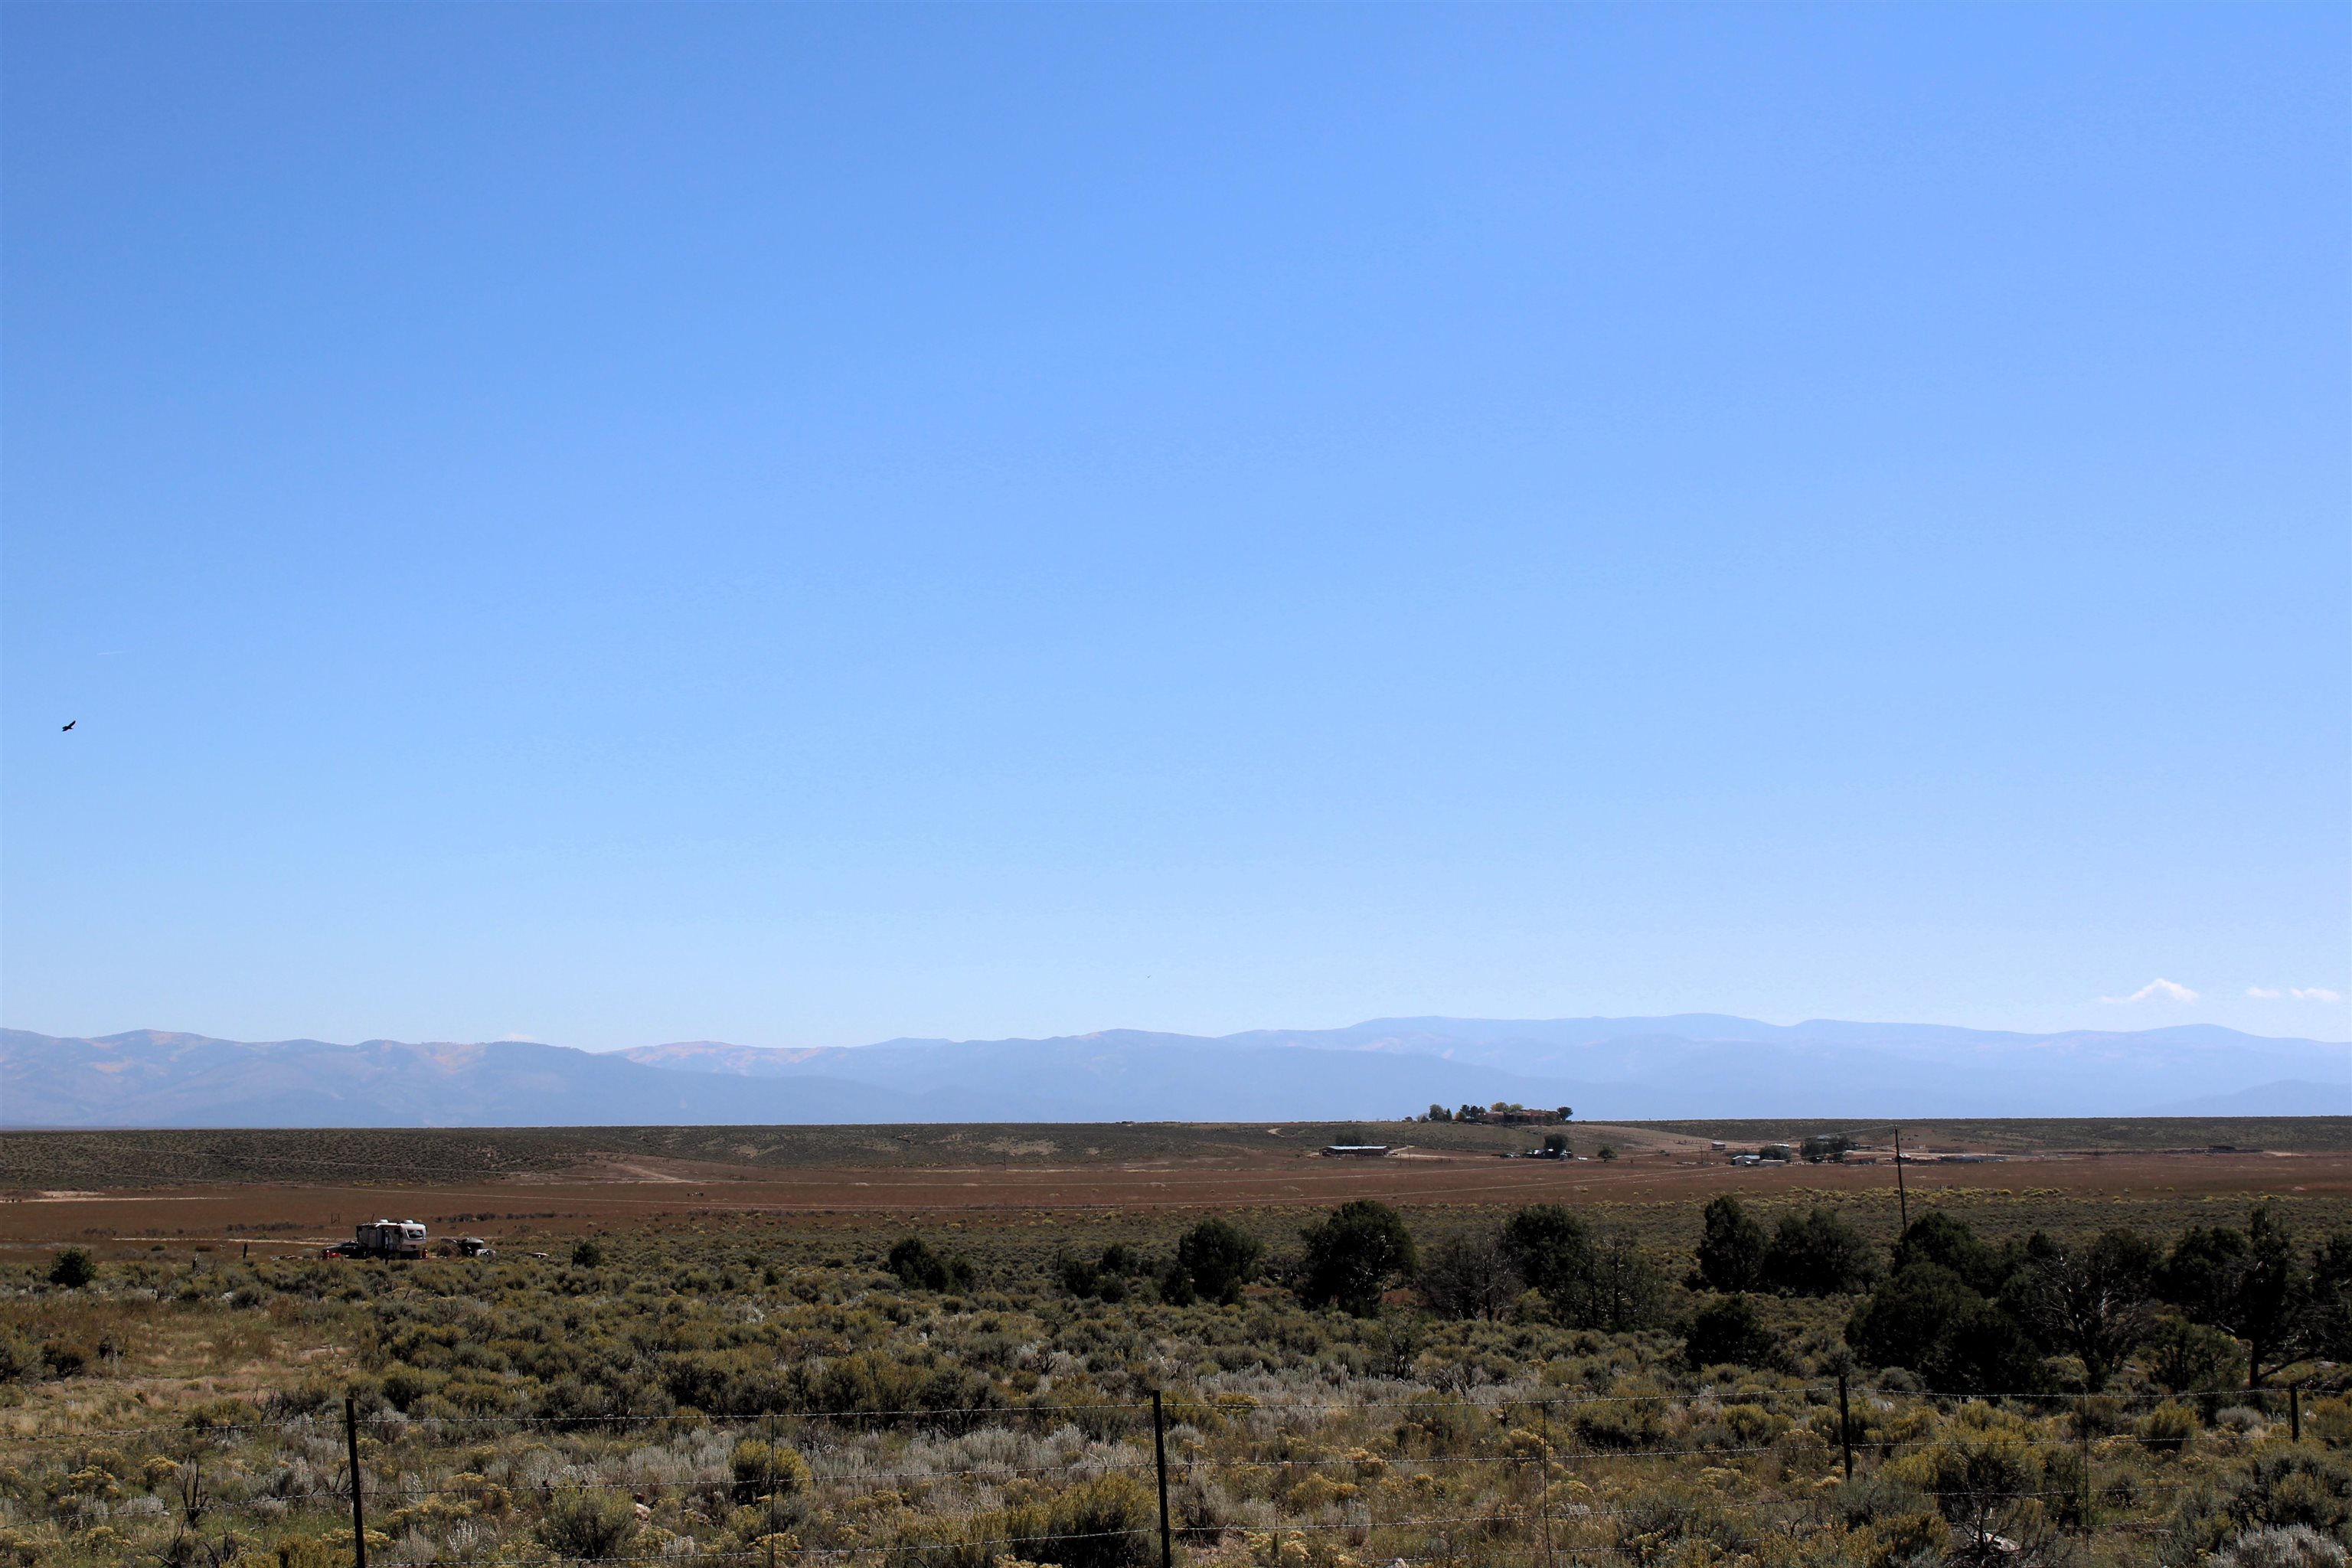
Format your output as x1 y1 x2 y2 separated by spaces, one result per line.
1152 1388 1172 1568
345 1392 367 1568
2291 1383 2301 1443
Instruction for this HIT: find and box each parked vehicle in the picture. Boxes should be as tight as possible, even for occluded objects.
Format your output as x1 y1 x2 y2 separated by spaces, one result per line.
326 1219 428 1259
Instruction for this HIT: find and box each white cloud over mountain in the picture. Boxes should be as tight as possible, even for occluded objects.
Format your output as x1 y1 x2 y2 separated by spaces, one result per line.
2103 978 2198 1005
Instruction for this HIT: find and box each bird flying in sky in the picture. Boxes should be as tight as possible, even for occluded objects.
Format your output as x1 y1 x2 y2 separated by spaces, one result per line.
61 720 75 731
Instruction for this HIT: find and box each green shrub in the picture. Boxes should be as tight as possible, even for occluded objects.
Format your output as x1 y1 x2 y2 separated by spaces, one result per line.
570 1238 606 1268
1573 1382 1669 1450
536 1489 640 1560
47 1248 96 1289
1682 1293 1780 1370
1393 1392 1482 1456
1038 1474 1154 1568
890 1236 975 1292
2136 1400 2199 1455
2210 1526 2348 1568
1613 1480 1755 1560
730 1438 811 1506
2236 1449 2352 1537
1889 1411 2047 1556
40 1336 91 1377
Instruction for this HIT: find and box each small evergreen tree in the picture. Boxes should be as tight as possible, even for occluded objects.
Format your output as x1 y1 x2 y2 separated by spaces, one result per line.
1501 1204 1596 1312
1684 1292 1782 1369
1298 1200 1416 1316
1694 1196 1769 1292
1584 1230 1668 1331
1764 1207 1879 1296
1174 1218 1263 1305
1893 1213 2015 1295
1501 1206 1664 1330
888 1236 975 1292
2002 1227 2158 1389
1419 1227 1518 1321
2304 1230 2352 1361
2157 1203 2310 1387
1847 1263 2047 1396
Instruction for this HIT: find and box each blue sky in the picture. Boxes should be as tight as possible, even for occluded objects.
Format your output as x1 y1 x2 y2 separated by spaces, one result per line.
4 5 2346 1050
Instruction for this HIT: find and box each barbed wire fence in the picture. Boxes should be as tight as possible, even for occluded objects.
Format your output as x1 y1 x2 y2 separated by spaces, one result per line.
9 1377 2332 1567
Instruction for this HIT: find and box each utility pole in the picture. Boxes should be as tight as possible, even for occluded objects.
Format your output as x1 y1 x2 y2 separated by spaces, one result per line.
1892 1129 1909 1232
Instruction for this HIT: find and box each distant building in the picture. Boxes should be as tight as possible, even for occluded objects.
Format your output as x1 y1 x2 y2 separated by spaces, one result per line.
1452 1104 1571 1125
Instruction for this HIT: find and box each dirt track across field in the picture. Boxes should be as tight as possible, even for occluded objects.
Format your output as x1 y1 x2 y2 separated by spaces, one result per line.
5 1144 2347 1250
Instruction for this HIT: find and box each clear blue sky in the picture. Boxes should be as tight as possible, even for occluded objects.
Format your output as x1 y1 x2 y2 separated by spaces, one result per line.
4 5 2346 1050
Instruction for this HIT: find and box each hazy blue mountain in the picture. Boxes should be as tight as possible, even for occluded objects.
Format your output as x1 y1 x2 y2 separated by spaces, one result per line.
626 1017 2349 1118
1210 1017 2351 1114
2141 1080 2352 1116
3 1015 2344 1128
0 1031 911 1129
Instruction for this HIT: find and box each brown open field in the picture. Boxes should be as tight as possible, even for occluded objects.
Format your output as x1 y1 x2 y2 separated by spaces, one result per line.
5 1115 2346 1193
5 1119 2348 1255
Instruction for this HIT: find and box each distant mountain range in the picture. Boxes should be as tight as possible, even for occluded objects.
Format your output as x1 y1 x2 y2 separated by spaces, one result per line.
3 1015 2345 1127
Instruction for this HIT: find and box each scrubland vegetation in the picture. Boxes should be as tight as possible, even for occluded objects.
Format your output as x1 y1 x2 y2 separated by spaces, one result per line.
5 1187 2351 1567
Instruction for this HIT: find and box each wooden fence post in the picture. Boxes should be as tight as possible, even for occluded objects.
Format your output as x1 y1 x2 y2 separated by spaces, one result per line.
1537 1398 1556 1568
1837 1372 1853 1482
1152 1388 1172 1568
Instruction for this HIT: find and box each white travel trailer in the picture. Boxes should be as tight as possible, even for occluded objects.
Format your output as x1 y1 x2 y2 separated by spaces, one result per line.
350 1219 428 1259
